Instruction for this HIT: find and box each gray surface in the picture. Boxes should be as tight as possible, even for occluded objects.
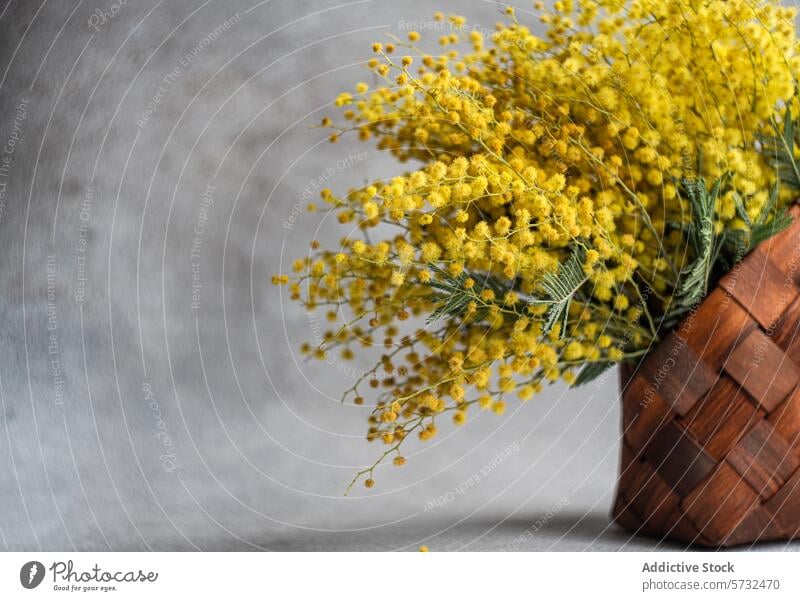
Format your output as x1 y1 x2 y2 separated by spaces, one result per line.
0 0 788 552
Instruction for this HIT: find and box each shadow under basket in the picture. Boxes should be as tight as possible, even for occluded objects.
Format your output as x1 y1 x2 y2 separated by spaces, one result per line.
613 205 800 547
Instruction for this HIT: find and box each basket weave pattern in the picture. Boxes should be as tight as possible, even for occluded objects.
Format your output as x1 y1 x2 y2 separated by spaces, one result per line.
614 205 800 546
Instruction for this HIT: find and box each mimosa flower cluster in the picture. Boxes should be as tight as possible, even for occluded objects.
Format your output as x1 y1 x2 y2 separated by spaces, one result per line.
276 0 800 488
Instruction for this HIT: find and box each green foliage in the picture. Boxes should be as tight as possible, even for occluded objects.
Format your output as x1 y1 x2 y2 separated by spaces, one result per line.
426 264 505 324
662 172 793 329
536 247 587 338
427 247 589 338
732 185 793 252
426 265 479 324
663 177 720 327
760 103 800 191
571 360 614 388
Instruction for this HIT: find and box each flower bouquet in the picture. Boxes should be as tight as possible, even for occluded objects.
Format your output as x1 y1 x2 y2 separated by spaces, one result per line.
275 0 800 545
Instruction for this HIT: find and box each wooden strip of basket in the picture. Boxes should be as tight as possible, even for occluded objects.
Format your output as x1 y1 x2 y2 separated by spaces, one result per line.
613 205 800 546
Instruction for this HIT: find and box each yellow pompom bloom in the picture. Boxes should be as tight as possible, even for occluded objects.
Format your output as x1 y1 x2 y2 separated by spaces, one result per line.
363 201 379 219
390 271 405 286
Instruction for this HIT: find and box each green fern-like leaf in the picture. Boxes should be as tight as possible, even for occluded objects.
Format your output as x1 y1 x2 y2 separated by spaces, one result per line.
760 104 800 191
426 265 473 324
749 207 793 249
731 185 793 253
426 264 502 324
664 177 720 326
536 247 587 338
748 185 793 250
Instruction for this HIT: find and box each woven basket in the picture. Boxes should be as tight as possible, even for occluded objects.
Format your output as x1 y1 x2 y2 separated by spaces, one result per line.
613 205 800 547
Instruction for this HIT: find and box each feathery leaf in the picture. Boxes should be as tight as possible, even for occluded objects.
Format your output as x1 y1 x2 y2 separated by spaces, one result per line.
537 247 587 338
759 103 800 191
664 177 719 326
426 264 497 324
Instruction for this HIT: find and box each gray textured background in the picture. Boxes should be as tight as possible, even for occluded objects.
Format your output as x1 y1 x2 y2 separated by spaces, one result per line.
0 0 771 551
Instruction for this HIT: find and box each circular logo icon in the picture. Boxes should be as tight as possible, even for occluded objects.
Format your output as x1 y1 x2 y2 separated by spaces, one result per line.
20 561 45 589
